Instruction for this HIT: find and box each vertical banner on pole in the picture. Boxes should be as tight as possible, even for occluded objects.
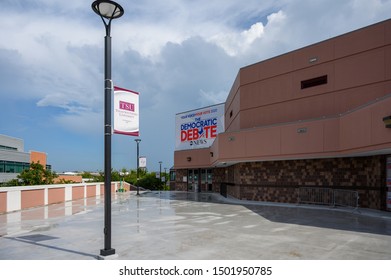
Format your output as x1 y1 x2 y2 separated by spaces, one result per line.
139 156 147 168
113 86 140 136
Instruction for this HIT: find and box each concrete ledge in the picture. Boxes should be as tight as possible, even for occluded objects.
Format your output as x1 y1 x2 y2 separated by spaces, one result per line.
0 181 132 213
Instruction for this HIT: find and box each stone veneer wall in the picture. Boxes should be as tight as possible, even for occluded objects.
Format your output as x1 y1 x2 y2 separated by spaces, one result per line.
237 156 385 187
172 169 188 191
173 156 388 210
216 156 387 210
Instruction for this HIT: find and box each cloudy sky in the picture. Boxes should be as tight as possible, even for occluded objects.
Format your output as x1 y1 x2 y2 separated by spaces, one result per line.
1 0 390 173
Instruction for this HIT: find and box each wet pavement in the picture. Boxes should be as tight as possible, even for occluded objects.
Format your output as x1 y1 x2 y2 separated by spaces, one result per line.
0 191 390 260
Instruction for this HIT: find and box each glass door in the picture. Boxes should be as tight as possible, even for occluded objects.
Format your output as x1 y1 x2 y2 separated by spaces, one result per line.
187 169 199 192
188 169 212 192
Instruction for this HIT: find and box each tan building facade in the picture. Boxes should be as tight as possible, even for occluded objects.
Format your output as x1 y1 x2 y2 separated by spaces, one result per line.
30 151 47 167
173 19 391 211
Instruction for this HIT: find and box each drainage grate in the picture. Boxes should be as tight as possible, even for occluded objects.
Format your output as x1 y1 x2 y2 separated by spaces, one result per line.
17 234 59 243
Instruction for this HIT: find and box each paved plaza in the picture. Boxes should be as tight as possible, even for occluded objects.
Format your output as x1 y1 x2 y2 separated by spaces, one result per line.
0 191 390 260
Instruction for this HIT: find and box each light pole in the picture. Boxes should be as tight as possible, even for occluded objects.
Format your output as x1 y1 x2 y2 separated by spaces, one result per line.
164 167 167 187
159 161 162 190
135 139 141 195
91 0 124 257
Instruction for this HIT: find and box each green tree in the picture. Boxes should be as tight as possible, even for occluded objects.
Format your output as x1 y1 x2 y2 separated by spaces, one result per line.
17 162 58 185
137 172 161 190
111 170 121 182
80 171 94 179
3 178 21 187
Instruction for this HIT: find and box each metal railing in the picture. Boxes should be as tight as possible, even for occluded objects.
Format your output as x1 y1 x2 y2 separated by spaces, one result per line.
298 187 334 206
333 189 359 210
298 187 359 210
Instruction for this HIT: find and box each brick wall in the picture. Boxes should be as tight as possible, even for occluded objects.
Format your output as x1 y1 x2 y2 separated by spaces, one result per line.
172 169 188 191
173 155 387 210
215 155 387 210
236 156 385 187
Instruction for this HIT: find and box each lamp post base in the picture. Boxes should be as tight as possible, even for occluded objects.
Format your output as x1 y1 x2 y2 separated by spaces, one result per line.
100 248 116 257
97 253 118 260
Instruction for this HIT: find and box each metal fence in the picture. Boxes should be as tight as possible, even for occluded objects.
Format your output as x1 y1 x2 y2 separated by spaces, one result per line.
298 187 359 210
333 189 359 209
298 187 334 206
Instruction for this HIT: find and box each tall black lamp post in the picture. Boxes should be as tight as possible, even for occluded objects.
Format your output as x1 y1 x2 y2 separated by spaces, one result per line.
159 161 162 190
164 167 167 187
91 0 124 257
135 139 141 195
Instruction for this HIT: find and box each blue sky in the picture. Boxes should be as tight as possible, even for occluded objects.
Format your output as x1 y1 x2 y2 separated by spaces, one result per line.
1 0 391 173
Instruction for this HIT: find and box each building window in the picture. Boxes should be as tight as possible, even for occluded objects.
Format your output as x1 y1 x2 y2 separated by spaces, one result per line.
301 75 328 89
0 161 30 173
0 145 17 151
170 170 176 181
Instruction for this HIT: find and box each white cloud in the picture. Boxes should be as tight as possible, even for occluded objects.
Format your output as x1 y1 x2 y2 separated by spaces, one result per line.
199 90 228 106
2 0 391 171
208 21 265 56
4 1 388 113
54 109 102 135
112 0 283 59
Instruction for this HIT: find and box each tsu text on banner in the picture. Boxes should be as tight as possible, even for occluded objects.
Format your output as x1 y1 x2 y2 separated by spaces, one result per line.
113 86 139 136
175 103 224 151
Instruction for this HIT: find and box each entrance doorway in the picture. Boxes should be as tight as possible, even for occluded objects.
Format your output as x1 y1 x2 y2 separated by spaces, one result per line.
187 169 199 192
187 169 213 192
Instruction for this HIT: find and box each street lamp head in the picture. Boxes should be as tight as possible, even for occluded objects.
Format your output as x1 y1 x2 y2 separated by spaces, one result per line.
92 0 124 20
135 138 141 143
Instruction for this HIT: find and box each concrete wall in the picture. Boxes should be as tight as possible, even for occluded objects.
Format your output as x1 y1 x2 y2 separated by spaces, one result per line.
0 181 129 214
226 19 391 132
175 94 391 168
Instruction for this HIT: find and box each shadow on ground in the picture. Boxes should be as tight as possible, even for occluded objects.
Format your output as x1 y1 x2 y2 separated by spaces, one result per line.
144 191 391 237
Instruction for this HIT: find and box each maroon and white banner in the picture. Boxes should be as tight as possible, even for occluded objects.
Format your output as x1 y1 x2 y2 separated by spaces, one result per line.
139 156 147 168
113 86 139 136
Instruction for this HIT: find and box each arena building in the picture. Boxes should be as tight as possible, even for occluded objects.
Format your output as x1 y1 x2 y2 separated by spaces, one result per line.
172 19 391 211
0 134 50 184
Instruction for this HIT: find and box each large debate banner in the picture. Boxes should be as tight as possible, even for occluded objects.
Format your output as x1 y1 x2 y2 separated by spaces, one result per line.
113 86 139 136
175 103 224 151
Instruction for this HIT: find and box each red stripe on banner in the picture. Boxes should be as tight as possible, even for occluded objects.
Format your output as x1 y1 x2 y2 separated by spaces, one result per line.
113 129 140 137
114 86 139 95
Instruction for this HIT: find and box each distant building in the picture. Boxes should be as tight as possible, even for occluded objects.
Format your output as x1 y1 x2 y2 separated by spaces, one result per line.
54 175 83 183
55 172 83 183
173 19 391 211
0 134 50 184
